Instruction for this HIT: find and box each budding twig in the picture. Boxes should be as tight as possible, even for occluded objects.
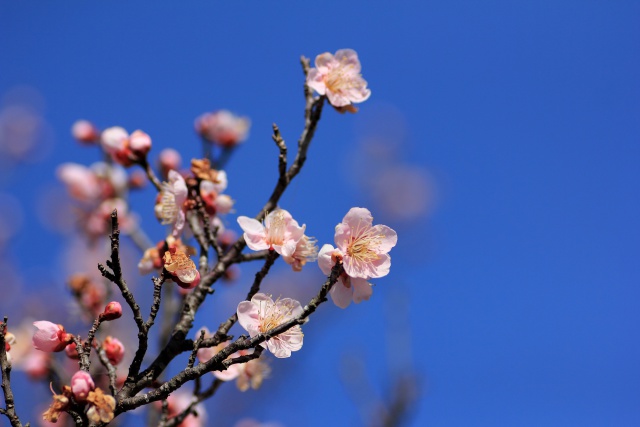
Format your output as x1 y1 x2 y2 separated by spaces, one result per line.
0 317 27 427
96 345 118 396
116 262 342 413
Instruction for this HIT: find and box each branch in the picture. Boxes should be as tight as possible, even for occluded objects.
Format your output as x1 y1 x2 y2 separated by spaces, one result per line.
139 157 163 192
215 250 279 344
116 262 342 413
96 345 118 396
118 61 326 400
0 317 27 427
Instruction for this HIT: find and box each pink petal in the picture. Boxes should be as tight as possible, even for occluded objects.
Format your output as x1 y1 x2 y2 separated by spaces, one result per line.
333 223 352 253
267 340 291 358
372 225 398 252
326 90 352 108
237 216 268 251
317 244 336 275
279 298 303 318
330 280 352 309
237 301 260 336
351 278 373 303
306 69 327 95
369 253 391 278
334 49 361 72
314 52 335 71
342 207 373 231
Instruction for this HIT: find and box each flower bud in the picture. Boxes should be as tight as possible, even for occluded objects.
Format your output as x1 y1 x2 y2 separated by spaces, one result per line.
158 148 182 179
129 129 152 156
103 336 125 365
100 301 122 321
70 370 95 402
71 120 99 144
32 321 72 352
100 126 129 155
65 341 80 360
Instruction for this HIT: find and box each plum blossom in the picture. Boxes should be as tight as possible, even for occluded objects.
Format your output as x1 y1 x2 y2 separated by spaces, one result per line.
235 355 271 392
163 246 200 289
307 49 371 110
319 208 397 308
86 388 116 423
237 209 305 257
237 293 303 358
70 370 94 402
335 207 397 279
196 328 270 389
158 148 182 179
282 234 318 272
32 321 72 352
155 170 188 236
318 244 373 308
166 391 207 427
195 110 250 147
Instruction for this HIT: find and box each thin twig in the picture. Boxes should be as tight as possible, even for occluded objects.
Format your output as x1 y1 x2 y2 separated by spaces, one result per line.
139 157 163 192
0 317 26 427
96 345 118 396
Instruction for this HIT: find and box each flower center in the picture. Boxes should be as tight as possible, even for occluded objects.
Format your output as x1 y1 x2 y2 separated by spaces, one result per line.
346 225 382 263
159 191 178 224
266 211 286 246
258 299 292 333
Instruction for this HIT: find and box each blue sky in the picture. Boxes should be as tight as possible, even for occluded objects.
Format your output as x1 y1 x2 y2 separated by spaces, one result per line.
1 1 639 426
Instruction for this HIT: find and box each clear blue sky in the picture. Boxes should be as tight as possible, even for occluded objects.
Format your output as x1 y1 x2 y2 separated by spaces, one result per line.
1 1 639 426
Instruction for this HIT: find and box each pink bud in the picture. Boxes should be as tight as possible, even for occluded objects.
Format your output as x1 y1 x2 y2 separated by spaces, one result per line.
32 321 71 352
158 148 182 179
101 301 122 321
103 336 125 365
129 129 152 156
71 120 99 144
65 342 80 360
70 370 95 402
101 126 129 155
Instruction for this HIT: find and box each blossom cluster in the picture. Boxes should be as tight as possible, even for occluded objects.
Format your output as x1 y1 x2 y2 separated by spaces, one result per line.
7 48 400 427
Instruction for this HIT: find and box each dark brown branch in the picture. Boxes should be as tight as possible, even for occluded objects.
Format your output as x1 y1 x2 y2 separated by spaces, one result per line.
0 317 26 427
74 336 90 372
187 331 205 370
272 123 287 185
236 250 271 263
82 317 105 370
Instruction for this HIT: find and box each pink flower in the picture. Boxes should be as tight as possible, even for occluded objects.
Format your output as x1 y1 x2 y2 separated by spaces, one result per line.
56 163 101 203
70 370 95 402
318 244 373 309
282 234 318 272
307 49 371 109
32 321 72 353
237 209 305 257
318 208 397 308
163 247 201 289
103 336 125 365
237 293 303 358
334 207 397 279
166 391 207 427
195 110 250 147
196 329 243 382
235 355 271 392
155 170 188 236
